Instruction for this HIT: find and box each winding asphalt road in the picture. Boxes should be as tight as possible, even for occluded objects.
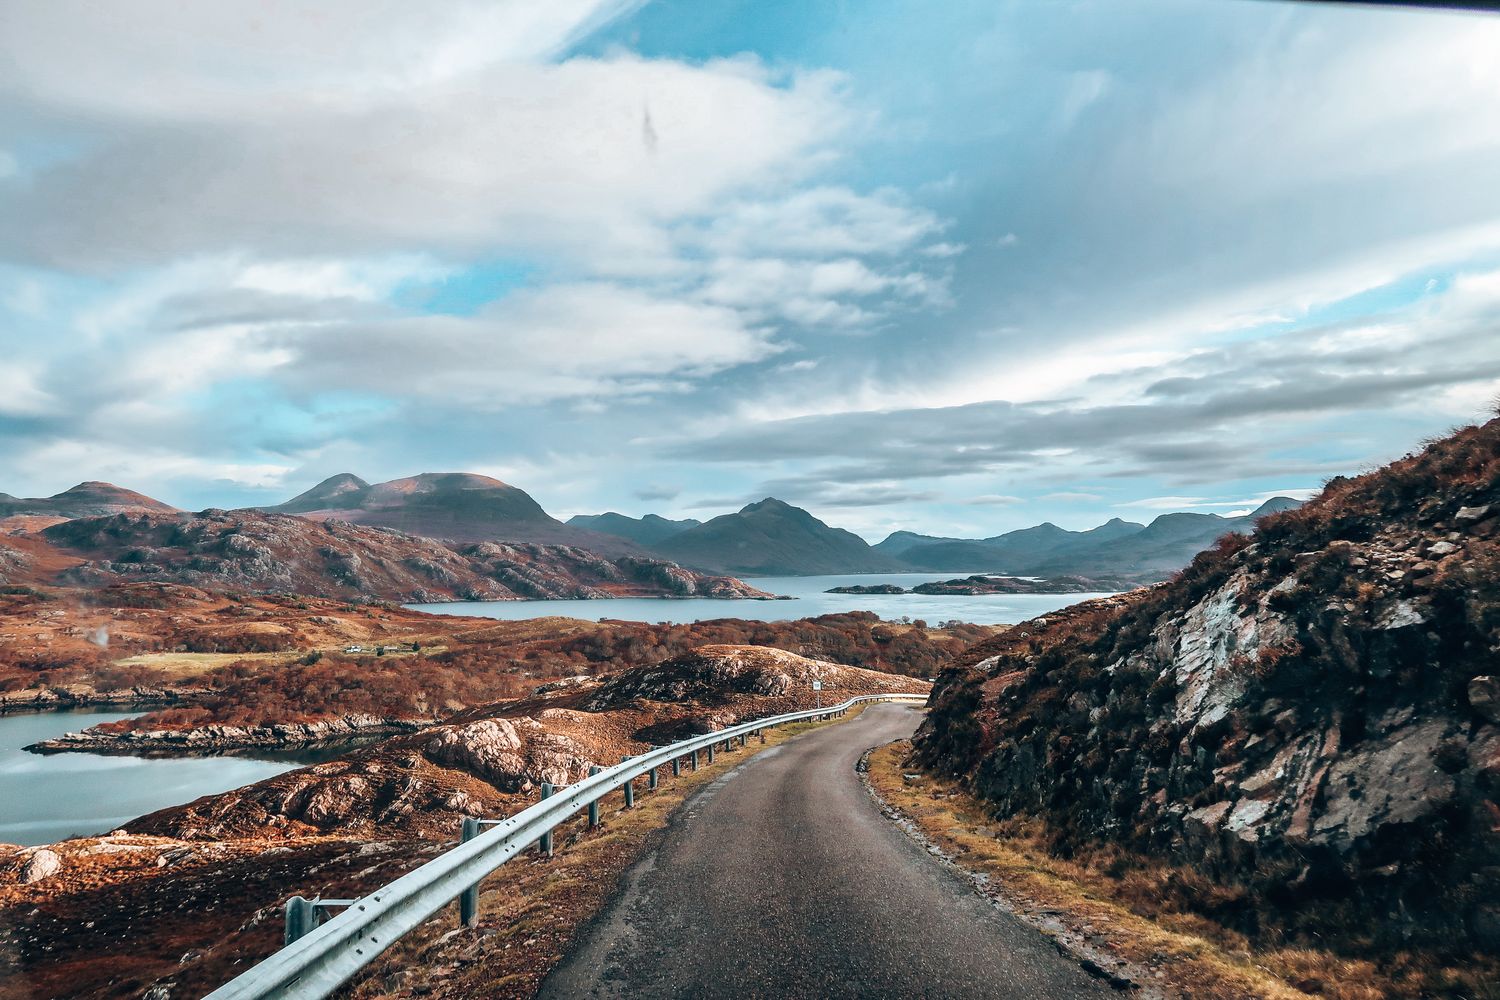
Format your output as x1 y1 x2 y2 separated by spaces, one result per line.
538 703 1113 999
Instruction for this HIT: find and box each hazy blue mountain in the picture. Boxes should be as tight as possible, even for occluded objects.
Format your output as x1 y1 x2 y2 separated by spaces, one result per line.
567 512 701 546
653 497 907 576
880 501 1301 582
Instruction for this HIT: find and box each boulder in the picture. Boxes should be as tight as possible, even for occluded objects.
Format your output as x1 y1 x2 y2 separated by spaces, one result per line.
1469 677 1500 725
20 848 62 884
424 720 527 788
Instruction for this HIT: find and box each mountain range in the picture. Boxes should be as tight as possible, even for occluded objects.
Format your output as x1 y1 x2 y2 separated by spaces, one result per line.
870 497 1302 581
0 472 1303 585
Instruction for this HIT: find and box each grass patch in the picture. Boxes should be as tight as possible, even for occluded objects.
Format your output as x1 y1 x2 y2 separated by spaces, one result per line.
867 741 1499 1000
344 708 868 999
112 651 302 676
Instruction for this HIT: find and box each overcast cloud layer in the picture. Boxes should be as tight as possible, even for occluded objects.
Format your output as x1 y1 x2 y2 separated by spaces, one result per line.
2 0 1498 539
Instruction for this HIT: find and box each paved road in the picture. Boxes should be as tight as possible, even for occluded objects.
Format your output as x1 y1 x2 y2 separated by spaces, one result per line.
539 703 1113 999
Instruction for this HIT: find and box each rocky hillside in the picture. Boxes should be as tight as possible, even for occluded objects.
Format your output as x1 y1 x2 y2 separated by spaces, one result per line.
264 472 641 555
0 647 926 999
654 497 905 575
914 416 1500 957
36 508 766 603
130 646 927 841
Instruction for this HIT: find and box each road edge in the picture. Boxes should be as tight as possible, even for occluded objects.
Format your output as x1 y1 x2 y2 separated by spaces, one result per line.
857 740 1157 997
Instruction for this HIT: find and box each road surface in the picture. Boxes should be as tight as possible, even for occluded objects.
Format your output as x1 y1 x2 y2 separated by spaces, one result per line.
539 702 1113 999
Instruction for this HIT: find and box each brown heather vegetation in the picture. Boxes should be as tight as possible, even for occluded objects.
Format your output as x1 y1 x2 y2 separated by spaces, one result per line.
914 415 1500 996
83 611 990 735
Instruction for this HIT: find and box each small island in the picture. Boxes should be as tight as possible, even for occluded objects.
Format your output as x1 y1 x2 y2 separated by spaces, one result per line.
828 574 1127 596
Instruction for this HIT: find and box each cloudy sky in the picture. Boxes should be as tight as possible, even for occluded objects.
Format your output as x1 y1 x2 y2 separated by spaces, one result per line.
3 0 1499 540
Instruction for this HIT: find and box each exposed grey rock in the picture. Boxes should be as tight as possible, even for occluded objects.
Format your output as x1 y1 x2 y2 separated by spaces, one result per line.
20 848 62 884
1468 676 1500 724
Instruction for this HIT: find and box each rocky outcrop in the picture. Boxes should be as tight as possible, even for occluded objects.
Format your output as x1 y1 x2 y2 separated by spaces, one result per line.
910 574 1127 595
18 849 62 884
914 416 1500 953
423 717 592 791
0 684 193 714
582 644 927 712
26 713 420 755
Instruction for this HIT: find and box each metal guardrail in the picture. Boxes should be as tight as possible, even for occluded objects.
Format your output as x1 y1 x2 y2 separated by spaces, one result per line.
205 691 928 1000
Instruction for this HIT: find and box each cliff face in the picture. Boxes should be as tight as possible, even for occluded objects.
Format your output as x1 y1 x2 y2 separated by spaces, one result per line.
37 509 766 603
913 417 1500 953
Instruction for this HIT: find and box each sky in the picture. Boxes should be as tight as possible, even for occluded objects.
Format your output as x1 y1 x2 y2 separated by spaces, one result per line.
2 0 1500 541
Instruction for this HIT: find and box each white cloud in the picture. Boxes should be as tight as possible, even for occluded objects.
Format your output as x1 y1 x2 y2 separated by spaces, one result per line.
274 282 780 407
694 187 944 259
0 366 58 417
0 1 646 116
1 52 850 272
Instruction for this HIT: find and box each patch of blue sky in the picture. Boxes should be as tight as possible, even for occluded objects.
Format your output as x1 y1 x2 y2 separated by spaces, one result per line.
178 380 394 451
1202 265 1467 350
392 259 537 317
0 133 99 180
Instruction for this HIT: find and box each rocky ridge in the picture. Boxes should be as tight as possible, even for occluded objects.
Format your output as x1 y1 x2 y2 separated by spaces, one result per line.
914 416 1500 955
36 508 767 604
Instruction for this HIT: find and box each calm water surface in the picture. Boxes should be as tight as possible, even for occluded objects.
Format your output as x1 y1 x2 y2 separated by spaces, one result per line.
409 573 1114 626
0 709 352 847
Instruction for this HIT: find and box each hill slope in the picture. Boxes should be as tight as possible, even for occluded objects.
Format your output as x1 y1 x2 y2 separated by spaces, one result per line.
0 482 177 519
653 498 906 576
262 473 641 555
913 417 1500 960
36 509 766 603
567 512 701 546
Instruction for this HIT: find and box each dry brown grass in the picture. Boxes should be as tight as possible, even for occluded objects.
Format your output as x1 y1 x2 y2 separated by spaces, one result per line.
342 709 867 999
868 741 1500 1000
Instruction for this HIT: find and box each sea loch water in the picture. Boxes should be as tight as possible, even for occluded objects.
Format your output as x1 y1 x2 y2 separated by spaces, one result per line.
0 710 360 847
408 573 1112 626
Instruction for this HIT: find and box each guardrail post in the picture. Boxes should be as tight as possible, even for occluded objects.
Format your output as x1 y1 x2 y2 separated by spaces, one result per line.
707 743 715 763
621 757 635 808
691 749 699 771
648 765 658 791
671 756 681 777
459 817 481 927
587 766 601 827
539 783 555 857
758 729 766 744
284 895 315 946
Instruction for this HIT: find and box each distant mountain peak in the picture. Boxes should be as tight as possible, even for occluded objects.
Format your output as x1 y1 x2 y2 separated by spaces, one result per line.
567 511 702 547
742 496 796 513
655 497 904 575
0 481 177 518
1250 496 1303 518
